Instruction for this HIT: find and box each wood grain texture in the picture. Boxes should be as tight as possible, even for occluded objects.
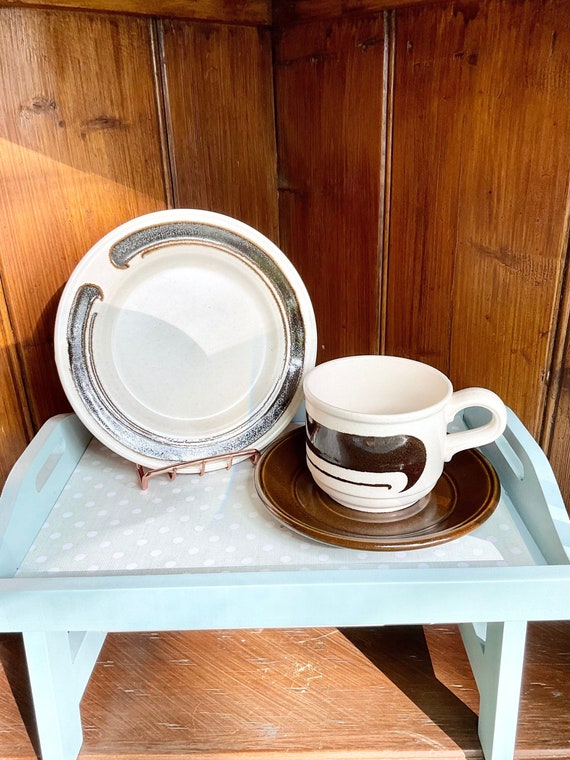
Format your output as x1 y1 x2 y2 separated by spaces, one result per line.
160 20 279 240
0 0 271 25
1 623 569 758
386 0 570 437
274 15 385 363
0 8 167 436
0 279 33 487
273 0 444 25
546 341 570 515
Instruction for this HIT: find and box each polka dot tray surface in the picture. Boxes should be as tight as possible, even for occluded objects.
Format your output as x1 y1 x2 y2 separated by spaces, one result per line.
17 433 545 577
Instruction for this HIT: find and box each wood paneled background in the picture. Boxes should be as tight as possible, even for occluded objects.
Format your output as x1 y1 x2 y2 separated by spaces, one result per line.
1 0 569 509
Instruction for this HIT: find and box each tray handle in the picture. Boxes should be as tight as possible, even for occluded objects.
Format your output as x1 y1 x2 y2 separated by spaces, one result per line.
0 414 91 575
464 407 570 565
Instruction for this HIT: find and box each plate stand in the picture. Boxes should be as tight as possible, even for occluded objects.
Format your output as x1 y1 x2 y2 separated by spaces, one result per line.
135 449 260 490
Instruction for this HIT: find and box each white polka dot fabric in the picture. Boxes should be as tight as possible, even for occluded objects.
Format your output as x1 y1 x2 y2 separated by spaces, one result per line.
17 437 544 577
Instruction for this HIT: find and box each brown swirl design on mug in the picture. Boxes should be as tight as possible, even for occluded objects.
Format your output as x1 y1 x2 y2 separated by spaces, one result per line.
306 415 427 492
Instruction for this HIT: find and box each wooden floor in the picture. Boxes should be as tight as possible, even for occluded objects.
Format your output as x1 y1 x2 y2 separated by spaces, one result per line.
0 622 569 760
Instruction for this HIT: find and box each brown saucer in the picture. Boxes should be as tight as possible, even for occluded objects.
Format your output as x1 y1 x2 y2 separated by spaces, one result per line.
254 427 500 551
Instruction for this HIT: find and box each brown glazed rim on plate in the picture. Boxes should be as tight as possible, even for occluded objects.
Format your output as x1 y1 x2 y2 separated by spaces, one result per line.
254 427 500 551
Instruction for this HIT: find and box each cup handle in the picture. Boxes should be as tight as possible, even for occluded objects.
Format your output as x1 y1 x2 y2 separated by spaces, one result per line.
444 387 507 461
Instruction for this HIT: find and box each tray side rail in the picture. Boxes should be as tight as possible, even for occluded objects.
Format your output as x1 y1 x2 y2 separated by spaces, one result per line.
0 414 91 576
464 408 570 565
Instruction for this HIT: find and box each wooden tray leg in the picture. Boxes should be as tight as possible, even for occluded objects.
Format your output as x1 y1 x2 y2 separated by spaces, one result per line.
459 620 527 760
23 630 106 760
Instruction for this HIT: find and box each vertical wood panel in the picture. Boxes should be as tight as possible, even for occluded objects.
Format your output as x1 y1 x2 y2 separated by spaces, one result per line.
387 0 570 435
274 15 385 363
385 7 461 374
548 360 570 510
161 20 279 241
449 0 570 436
0 279 33 485
546 285 570 510
387 0 570 436
0 8 168 458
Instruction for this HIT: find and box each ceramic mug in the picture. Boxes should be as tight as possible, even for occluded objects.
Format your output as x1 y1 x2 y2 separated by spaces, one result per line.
303 355 507 512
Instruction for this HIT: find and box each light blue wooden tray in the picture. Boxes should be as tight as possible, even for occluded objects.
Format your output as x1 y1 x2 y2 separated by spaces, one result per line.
0 408 568 760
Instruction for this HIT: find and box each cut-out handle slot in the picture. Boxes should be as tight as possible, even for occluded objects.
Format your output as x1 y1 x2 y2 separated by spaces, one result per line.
494 434 525 482
35 445 66 493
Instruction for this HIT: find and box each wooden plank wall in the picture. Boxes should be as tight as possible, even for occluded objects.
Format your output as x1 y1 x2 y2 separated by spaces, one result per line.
0 4 278 487
0 11 168 426
274 0 570 506
0 0 569 512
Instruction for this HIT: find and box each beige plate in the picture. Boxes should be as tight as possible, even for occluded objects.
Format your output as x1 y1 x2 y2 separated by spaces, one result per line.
254 427 500 551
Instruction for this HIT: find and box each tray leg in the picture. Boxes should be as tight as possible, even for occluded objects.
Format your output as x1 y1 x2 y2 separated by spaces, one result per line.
23 630 106 760
459 620 527 760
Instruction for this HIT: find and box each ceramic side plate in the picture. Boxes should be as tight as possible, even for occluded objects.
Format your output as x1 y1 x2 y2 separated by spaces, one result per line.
55 210 317 471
